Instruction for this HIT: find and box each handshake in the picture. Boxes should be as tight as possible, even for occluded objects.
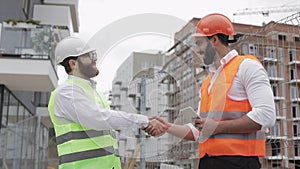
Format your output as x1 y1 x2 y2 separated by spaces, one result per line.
141 116 216 141
143 116 171 137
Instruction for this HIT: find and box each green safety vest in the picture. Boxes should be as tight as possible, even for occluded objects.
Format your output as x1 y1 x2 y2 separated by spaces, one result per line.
48 78 121 169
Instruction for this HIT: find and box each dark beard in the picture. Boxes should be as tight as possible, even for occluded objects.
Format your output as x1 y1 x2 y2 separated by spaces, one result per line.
77 60 99 78
203 40 216 65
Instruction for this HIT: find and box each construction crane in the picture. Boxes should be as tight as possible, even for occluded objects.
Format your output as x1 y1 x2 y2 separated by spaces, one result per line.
233 5 300 17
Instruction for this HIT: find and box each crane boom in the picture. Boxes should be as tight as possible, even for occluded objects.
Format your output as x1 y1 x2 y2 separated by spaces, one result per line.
233 5 300 16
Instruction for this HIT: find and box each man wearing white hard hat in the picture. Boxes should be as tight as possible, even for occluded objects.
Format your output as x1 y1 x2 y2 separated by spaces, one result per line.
48 36 168 169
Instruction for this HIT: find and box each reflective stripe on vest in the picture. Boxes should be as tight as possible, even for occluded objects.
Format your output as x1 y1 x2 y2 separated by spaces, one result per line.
56 130 114 145
48 78 121 169
199 55 266 158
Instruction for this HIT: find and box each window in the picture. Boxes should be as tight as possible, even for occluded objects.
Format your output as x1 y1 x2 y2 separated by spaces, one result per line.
33 92 50 107
271 141 280 156
292 104 299 118
271 83 278 96
294 36 300 42
242 44 248 54
249 44 257 55
291 85 298 99
266 46 276 59
267 64 277 77
272 161 281 168
137 83 141 93
275 102 280 116
0 85 33 127
136 97 141 109
295 141 300 156
293 123 300 137
278 48 283 58
278 34 286 41
271 122 280 136
289 49 296 62
290 68 297 80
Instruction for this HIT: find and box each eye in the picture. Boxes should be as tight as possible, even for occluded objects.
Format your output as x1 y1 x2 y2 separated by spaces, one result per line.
88 51 97 60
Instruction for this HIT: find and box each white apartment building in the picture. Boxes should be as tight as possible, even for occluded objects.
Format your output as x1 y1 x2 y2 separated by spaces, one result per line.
0 0 79 168
110 51 171 168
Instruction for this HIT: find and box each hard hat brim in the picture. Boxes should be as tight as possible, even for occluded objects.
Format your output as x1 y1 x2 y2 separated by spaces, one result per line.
57 48 96 65
192 33 207 37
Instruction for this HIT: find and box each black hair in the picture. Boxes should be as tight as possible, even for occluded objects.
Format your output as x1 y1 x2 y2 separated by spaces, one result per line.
60 57 77 74
207 33 229 46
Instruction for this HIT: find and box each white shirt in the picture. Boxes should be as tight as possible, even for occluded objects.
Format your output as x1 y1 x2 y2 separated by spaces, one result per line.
187 50 276 140
54 76 149 131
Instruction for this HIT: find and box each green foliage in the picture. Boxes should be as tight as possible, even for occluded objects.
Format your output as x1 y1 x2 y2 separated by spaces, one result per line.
4 18 41 25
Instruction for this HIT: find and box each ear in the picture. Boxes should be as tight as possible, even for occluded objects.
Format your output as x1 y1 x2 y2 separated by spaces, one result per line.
69 59 77 69
211 35 220 46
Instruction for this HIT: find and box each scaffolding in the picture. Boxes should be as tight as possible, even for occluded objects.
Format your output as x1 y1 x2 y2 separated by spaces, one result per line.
232 12 300 169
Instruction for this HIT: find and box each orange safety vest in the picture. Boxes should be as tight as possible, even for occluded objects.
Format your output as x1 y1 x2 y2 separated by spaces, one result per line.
199 55 266 158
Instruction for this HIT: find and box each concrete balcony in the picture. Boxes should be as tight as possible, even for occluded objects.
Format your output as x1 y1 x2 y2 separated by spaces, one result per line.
262 57 278 62
288 60 300 65
289 156 300 160
0 24 58 91
266 135 287 140
292 136 300 140
265 155 287 160
33 0 79 33
292 117 300 121
269 76 284 82
291 98 300 102
276 115 286 120
274 96 285 101
289 78 300 84
0 57 57 91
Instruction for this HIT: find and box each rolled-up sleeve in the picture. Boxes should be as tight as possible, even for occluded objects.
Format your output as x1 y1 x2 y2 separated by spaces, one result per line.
186 123 200 141
239 59 276 131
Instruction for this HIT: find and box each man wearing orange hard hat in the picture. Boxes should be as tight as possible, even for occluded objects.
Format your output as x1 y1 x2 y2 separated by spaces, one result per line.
192 13 276 169
146 13 276 169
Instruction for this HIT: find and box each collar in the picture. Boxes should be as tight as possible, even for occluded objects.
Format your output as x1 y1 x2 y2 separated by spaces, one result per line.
220 49 239 66
68 75 97 88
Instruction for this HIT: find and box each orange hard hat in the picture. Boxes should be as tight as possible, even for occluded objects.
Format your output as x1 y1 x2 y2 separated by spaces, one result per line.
194 13 235 37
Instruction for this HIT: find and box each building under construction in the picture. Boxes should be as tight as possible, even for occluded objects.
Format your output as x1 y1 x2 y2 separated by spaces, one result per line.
111 12 300 169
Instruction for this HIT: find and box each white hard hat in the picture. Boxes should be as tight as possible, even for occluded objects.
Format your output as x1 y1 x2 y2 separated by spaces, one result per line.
55 36 95 64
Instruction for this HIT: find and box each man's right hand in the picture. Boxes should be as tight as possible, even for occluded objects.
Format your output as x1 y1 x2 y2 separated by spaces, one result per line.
144 116 170 137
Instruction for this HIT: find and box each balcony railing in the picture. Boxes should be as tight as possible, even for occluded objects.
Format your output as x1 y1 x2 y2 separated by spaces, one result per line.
0 23 58 91
0 23 55 65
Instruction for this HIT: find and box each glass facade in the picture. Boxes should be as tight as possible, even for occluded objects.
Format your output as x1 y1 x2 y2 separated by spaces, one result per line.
0 85 48 169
